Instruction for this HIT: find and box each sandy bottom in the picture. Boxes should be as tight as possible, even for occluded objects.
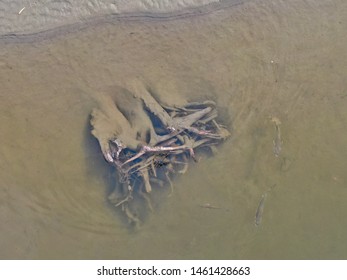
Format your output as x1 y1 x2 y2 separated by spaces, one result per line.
0 0 347 259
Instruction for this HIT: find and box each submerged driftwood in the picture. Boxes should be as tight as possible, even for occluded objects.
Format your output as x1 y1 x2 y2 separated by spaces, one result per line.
90 85 230 226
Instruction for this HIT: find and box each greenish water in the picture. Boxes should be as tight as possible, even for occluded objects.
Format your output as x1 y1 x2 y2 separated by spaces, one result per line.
1 0 347 259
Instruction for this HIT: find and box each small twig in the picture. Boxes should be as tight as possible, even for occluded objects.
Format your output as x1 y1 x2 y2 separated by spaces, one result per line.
199 203 222 210
114 195 132 207
18 7 25 15
140 168 152 193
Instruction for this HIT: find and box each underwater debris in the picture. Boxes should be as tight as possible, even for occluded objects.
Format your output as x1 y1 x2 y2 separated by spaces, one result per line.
90 85 230 226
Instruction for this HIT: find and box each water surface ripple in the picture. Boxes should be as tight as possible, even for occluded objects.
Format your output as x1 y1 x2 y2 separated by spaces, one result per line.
1 0 347 259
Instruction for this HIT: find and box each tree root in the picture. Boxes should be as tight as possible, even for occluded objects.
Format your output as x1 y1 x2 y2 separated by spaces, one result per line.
91 89 230 226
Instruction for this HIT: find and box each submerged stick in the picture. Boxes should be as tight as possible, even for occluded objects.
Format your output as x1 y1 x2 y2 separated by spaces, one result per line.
140 168 152 193
270 116 282 157
255 193 267 227
255 184 276 227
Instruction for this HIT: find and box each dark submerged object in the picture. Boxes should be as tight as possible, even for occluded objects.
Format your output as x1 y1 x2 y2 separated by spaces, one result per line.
90 84 230 226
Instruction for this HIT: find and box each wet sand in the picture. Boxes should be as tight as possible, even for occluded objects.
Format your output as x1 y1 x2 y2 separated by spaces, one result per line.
1 0 222 35
0 0 247 41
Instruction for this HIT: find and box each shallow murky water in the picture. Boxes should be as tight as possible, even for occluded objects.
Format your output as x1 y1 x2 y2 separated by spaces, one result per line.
1 0 347 259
